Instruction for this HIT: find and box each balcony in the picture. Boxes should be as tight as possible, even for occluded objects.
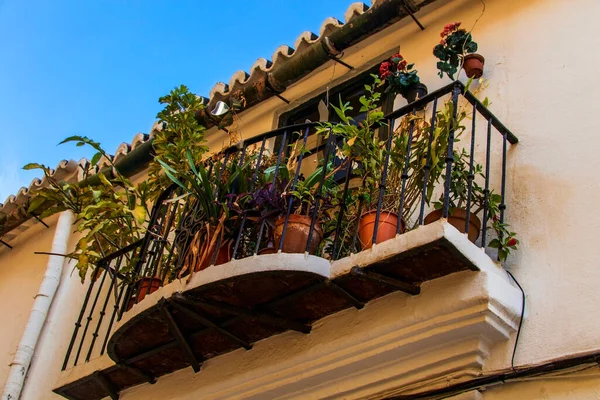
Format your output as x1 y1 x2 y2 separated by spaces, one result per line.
54 81 521 400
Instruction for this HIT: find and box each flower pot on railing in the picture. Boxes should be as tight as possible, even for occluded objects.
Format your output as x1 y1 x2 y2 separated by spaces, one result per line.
274 214 323 254
358 211 405 250
258 245 277 255
424 208 481 243
196 242 232 272
126 277 162 311
463 54 485 78
400 83 428 105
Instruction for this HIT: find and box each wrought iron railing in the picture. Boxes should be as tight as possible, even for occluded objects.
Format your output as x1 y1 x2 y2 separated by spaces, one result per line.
61 80 518 370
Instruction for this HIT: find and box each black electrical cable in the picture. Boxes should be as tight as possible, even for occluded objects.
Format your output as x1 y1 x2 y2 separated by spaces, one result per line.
507 270 526 370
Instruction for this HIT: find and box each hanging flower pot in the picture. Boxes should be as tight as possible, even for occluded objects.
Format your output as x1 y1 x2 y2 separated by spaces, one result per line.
423 208 481 242
358 211 405 250
274 214 323 254
401 83 428 104
379 54 425 105
463 54 485 78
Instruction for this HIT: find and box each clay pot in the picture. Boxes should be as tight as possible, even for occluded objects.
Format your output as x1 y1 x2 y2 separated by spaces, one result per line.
257 246 277 255
401 83 428 105
274 214 323 254
423 208 481 243
358 211 405 250
196 243 232 272
463 54 485 78
127 277 162 311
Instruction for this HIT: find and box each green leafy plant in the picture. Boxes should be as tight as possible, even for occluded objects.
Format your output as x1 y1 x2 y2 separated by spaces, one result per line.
379 53 421 95
149 84 209 197
433 22 478 80
431 149 519 262
24 136 150 281
317 76 387 210
159 149 255 276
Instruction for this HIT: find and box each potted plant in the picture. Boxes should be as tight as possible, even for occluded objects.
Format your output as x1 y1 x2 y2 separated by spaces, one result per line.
379 53 427 103
433 22 484 79
318 77 406 250
423 148 519 261
159 149 255 274
423 149 483 242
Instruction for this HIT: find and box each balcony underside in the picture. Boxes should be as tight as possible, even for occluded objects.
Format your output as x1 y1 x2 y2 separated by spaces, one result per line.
54 221 508 400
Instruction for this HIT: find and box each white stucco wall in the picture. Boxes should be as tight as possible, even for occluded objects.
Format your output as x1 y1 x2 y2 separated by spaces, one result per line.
230 0 600 370
2 0 600 398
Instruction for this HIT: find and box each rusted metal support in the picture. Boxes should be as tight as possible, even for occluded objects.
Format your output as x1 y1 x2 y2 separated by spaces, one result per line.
264 281 326 310
159 299 201 373
264 78 290 104
401 0 425 30
116 364 156 384
170 298 252 350
31 213 49 228
322 37 354 70
174 293 311 334
351 267 420 295
326 281 364 309
93 372 118 400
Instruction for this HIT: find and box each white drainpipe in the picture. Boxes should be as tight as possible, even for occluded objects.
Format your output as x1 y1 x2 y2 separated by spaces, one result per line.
1 210 74 400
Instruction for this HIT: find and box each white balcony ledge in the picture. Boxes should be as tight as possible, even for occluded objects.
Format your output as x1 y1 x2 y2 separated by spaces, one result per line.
54 220 522 400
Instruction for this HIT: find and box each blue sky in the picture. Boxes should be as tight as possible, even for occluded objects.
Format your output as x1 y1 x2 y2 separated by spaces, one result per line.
0 0 353 201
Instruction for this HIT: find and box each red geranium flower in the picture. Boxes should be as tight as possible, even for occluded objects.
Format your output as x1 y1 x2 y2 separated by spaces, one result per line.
441 22 461 38
379 61 391 78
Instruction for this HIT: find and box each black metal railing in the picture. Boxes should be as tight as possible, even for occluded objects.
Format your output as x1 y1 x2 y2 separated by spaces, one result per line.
61 80 518 370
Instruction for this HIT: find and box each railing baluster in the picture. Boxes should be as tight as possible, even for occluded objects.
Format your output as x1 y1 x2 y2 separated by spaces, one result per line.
279 127 311 252
101 262 130 355
254 220 267 256
481 118 493 247
270 130 288 192
418 97 438 225
465 102 477 234
372 118 396 245
86 256 122 362
233 137 267 259
331 160 352 260
500 131 508 226
74 267 109 366
305 130 334 253
397 115 415 234
62 274 97 370
254 130 287 251
442 83 462 218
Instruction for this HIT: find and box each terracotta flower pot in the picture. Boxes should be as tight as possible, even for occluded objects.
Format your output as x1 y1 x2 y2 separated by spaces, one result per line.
463 54 485 78
126 277 162 311
274 214 323 254
196 243 232 272
423 208 481 243
257 246 277 255
401 83 428 104
358 211 405 250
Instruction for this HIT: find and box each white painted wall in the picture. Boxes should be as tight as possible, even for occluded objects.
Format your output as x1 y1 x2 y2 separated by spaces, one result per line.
2 0 600 398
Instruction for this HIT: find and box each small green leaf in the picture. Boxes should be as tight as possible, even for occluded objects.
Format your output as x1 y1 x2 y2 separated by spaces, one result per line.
28 196 46 213
23 163 45 171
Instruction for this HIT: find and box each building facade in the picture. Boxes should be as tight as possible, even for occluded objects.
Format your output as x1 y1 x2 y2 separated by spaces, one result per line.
1 0 600 399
